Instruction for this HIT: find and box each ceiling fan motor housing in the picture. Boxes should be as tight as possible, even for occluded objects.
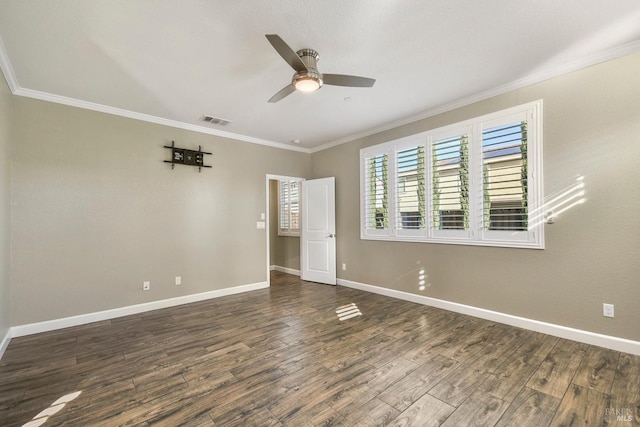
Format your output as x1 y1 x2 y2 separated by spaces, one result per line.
293 49 323 89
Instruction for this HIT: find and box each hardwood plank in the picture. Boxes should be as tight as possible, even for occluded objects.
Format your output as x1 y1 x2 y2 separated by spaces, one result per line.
526 339 586 399
441 390 510 427
273 340 331 375
494 387 560 427
211 407 283 427
386 393 455 427
60 378 135 418
609 353 640 426
572 346 620 394
378 354 459 411
188 369 286 426
329 357 419 414
74 378 214 427
340 397 400 427
269 362 375 423
428 354 493 407
474 324 534 374
322 332 395 372
507 332 559 368
549 384 611 426
262 363 340 422
399 315 480 366
150 412 216 427
438 319 499 362
283 402 345 427
0 356 78 387
131 369 189 403
480 354 539 402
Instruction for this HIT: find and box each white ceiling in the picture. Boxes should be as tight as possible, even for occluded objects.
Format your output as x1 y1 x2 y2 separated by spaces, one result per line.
1 1 639 152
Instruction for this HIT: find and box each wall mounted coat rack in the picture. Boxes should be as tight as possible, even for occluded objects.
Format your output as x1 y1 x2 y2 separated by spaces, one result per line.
164 141 212 172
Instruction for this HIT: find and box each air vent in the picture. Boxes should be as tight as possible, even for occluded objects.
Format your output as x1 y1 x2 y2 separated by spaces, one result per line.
201 115 232 126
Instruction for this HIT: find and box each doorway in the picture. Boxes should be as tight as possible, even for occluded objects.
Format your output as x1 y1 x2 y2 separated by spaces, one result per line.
266 175 304 286
265 175 337 287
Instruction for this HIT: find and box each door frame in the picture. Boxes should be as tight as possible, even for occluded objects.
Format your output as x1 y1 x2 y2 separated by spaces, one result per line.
265 174 305 287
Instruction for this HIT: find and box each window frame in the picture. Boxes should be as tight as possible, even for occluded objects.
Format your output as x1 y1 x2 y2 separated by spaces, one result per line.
359 100 544 249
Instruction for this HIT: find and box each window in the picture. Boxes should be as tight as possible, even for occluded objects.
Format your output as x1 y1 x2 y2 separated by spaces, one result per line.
396 146 425 231
432 133 469 233
278 180 300 236
363 153 389 232
360 100 543 249
482 121 528 231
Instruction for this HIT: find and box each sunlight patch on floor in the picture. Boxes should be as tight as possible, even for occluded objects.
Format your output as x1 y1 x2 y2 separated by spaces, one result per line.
336 303 362 321
22 391 82 427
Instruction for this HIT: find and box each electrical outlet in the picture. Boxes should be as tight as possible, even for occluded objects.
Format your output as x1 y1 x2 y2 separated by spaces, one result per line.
603 303 614 318
175 276 181 285
143 281 150 291
342 263 347 271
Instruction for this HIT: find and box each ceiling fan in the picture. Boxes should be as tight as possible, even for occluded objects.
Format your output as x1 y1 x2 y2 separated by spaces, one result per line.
265 34 376 103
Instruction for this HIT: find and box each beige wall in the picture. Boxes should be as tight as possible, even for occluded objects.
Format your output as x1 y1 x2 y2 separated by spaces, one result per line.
272 235 301 272
312 53 640 341
10 98 311 325
0 70 11 339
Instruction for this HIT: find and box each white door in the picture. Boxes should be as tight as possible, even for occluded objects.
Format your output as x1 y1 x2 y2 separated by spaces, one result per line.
301 177 336 285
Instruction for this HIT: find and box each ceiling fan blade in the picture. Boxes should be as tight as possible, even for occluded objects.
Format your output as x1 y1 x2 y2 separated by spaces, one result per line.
265 34 307 73
323 74 376 87
268 84 296 103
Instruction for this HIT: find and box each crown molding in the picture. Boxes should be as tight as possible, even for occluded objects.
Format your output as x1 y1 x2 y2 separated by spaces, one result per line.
0 34 18 93
2 30 638 155
12 87 311 153
0 33 311 153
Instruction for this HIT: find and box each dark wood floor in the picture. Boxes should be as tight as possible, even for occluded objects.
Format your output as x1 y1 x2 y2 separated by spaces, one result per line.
1 272 639 426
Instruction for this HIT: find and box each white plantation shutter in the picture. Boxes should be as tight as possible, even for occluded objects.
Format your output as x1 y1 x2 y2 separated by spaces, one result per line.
482 121 528 231
362 151 389 236
360 100 543 248
395 145 425 231
278 180 300 236
290 181 299 230
478 105 542 247
431 134 469 231
279 181 289 230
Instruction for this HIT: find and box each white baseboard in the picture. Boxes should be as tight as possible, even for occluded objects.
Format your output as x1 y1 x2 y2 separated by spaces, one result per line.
337 278 640 356
0 327 11 360
11 281 268 338
272 265 301 276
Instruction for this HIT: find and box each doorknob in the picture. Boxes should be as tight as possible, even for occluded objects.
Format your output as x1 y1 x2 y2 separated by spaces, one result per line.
327 233 335 238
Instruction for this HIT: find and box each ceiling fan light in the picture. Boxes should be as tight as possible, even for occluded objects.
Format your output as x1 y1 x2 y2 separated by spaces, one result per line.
295 77 320 92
